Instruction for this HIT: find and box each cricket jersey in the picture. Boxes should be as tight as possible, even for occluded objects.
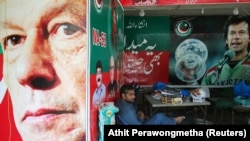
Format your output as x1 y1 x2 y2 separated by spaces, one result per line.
201 52 250 85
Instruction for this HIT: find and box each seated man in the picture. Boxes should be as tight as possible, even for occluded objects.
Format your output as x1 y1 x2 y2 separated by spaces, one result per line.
115 84 186 125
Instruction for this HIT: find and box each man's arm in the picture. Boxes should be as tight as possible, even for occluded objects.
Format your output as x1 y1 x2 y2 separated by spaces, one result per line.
121 109 143 125
137 110 149 121
115 100 143 125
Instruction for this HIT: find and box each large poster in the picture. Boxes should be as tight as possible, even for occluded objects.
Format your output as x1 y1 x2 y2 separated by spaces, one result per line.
124 15 250 87
120 0 250 6
0 0 87 141
90 0 124 141
124 16 170 85
169 16 228 86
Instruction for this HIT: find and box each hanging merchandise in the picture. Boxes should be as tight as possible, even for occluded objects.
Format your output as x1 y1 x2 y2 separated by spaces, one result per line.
234 81 250 106
98 102 119 141
234 81 250 98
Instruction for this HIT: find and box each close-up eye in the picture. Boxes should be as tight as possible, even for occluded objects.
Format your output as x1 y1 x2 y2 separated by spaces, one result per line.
239 30 247 35
54 23 82 37
4 35 24 49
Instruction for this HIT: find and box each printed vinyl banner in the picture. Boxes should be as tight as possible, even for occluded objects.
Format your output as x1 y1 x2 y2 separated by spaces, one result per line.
120 0 250 6
124 16 170 85
90 0 124 141
124 15 250 86
0 1 88 141
169 16 228 86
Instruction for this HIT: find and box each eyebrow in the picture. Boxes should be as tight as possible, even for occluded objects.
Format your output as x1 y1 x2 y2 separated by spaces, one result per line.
0 2 86 25
0 20 22 32
42 3 86 24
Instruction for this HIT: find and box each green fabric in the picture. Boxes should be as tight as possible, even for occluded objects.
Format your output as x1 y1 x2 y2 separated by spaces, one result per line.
234 96 250 106
215 98 235 109
202 52 250 85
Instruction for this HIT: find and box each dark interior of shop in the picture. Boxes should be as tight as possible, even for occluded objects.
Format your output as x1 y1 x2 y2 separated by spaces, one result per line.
122 3 250 125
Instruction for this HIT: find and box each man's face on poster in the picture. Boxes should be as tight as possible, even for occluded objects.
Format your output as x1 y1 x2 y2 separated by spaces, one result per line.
0 0 87 140
96 67 103 87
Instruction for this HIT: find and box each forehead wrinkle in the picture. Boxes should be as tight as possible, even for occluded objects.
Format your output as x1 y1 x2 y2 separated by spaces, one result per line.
64 2 87 26
40 2 87 30
0 1 86 30
0 21 23 42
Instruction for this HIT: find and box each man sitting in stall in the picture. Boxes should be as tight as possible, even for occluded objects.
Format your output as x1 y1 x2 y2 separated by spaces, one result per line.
115 84 186 125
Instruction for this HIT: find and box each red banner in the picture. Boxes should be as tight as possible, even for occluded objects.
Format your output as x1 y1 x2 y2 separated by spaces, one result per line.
120 0 250 6
123 51 170 85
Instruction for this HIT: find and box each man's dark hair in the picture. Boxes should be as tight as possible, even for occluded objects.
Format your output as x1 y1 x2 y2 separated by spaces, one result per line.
223 15 250 50
96 60 102 72
119 84 134 97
